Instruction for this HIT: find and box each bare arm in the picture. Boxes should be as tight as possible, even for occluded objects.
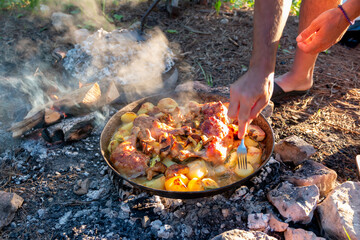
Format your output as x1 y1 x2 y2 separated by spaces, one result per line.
228 0 292 138
297 0 360 53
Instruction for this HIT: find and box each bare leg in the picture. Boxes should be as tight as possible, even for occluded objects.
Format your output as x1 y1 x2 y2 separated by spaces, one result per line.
275 0 341 92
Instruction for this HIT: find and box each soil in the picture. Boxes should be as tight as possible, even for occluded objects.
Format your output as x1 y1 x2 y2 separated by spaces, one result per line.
0 1 359 239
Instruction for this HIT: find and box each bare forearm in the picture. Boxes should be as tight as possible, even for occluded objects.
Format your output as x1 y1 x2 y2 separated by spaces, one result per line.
250 0 292 73
342 0 360 22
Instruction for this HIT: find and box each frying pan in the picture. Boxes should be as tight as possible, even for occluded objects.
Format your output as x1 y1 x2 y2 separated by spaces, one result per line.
100 91 275 199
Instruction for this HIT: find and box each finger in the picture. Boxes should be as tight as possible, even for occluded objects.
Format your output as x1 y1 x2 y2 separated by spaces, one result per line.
296 23 319 43
297 34 324 54
237 99 252 139
228 88 240 119
249 97 268 120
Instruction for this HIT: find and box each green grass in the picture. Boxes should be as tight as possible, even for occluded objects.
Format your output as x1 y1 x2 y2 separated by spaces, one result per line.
0 0 40 10
215 0 301 16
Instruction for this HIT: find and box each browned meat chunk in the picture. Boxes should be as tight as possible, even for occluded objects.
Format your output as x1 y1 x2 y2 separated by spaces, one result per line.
110 141 150 179
201 101 229 124
165 164 190 178
200 116 229 139
146 162 167 180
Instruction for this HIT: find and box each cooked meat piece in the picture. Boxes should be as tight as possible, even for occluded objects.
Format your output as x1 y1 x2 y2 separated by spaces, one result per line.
150 121 175 139
170 141 184 158
146 162 167 180
133 115 156 130
151 121 186 139
165 164 189 178
205 137 228 165
201 101 229 124
159 133 176 157
178 149 206 161
200 117 229 139
110 141 150 179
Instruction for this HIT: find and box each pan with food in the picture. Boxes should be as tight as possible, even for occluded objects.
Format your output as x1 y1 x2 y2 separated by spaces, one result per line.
100 91 274 199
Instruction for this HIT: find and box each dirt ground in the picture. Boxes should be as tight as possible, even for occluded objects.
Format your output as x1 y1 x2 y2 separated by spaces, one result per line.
0 0 359 204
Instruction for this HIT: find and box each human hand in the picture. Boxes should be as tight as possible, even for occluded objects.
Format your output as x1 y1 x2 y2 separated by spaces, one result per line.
228 67 273 139
296 8 350 54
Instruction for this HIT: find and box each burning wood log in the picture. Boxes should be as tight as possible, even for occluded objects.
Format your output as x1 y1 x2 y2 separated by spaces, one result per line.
44 108 61 125
8 110 44 138
8 80 120 138
42 112 97 143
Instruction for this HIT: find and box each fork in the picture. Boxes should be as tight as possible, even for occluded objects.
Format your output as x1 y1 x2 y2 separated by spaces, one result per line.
237 138 247 169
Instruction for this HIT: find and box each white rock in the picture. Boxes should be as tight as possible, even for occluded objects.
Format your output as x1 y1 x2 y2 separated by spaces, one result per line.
211 229 277 240
39 4 50 14
247 213 270 231
317 181 360 240
220 18 229 24
284 227 326 240
59 211 72 225
51 12 74 32
274 135 316 165
0 191 24 230
74 29 90 44
267 182 319 224
151 219 162 230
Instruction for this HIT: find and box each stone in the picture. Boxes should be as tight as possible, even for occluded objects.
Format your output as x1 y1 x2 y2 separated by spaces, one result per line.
222 209 230 218
220 18 229 24
268 213 288 232
284 160 337 197
274 135 316 165
267 182 319 224
0 191 24 230
51 12 74 32
284 228 326 240
142 215 150 228
247 213 270 231
74 178 90 196
211 229 277 240
73 29 90 44
317 181 360 240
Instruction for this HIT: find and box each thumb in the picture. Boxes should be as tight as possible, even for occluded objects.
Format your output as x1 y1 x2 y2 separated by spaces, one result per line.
296 23 318 43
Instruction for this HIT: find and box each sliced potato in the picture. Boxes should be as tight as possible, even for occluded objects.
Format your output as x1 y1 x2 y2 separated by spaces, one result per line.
157 98 178 113
201 178 219 189
120 122 133 132
244 136 258 147
214 165 227 176
247 125 266 141
234 164 254 178
247 146 262 166
121 112 137 123
186 160 208 180
108 140 120 153
137 102 155 115
225 151 237 168
113 129 130 141
144 175 166 190
165 174 189 191
188 178 205 191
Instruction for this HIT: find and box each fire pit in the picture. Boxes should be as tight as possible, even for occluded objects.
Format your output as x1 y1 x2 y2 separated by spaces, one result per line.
100 91 275 199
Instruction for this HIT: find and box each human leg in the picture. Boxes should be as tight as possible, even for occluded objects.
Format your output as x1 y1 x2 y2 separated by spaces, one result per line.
274 0 341 93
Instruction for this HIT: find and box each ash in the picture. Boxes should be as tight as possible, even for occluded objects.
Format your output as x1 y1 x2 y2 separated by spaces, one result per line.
0 120 282 239
63 28 175 86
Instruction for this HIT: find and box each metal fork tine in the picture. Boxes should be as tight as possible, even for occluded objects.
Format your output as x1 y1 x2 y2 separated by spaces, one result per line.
237 138 247 169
